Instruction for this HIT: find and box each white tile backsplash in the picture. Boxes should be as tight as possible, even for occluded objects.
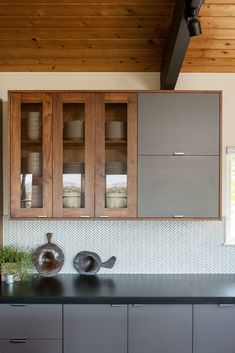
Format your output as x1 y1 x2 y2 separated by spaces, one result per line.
3 216 235 274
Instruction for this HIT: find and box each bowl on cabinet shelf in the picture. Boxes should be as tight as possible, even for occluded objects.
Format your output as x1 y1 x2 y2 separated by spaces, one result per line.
105 121 127 140
63 192 82 208
63 120 84 140
106 192 127 208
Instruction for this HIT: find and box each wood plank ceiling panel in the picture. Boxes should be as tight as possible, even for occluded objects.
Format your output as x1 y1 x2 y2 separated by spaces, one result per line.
182 0 235 72
0 0 175 72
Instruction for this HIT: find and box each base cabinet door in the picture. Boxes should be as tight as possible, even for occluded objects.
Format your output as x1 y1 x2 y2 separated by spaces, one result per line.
64 304 128 353
129 304 192 353
0 340 62 353
194 304 235 353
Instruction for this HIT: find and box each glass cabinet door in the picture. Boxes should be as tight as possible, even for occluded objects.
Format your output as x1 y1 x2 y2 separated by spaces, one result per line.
53 93 94 217
10 93 53 218
95 93 137 218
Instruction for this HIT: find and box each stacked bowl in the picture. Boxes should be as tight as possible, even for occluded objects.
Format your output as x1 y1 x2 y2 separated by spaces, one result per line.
105 121 127 140
27 152 42 176
27 112 41 141
64 120 84 140
105 162 127 175
31 185 43 208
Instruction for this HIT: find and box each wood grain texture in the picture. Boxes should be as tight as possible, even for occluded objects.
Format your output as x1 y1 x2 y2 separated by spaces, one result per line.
0 0 172 72
183 1 235 72
95 92 137 218
52 92 95 218
0 0 235 72
10 92 53 218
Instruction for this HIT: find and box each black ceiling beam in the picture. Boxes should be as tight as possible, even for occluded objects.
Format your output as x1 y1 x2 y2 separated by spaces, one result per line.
160 0 203 90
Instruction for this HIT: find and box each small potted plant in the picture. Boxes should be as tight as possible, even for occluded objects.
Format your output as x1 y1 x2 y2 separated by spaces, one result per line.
0 246 33 283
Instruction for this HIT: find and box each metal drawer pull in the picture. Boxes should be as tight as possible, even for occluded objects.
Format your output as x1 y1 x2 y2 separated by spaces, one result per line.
10 339 27 344
80 215 91 218
99 215 109 218
10 304 26 307
37 215 47 218
173 152 185 156
133 304 144 307
173 215 184 218
111 304 125 307
218 304 235 307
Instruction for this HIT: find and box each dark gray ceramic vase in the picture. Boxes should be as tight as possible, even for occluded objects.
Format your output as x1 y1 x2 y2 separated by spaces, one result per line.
33 233 64 277
73 251 116 276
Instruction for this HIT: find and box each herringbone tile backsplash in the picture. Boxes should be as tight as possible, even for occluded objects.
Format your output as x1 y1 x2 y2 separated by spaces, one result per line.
3 216 235 274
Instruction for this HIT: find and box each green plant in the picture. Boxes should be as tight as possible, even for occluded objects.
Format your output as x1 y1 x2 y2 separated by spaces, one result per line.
0 246 33 279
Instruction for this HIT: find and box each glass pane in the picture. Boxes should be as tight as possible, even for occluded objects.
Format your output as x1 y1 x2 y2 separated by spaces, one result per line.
105 103 127 208
20 103 43 208
63 103 85 208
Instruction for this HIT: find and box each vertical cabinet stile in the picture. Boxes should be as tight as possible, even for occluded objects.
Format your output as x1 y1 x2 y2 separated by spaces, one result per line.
95 92 137 218
10 92 53 218
52 93 95 218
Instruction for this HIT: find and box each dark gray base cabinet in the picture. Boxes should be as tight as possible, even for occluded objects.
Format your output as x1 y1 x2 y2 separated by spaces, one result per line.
64 304 128 353
194 304 235 353
0 304 62 339
138 156 219 218
0 340 62 353
129 304 192 353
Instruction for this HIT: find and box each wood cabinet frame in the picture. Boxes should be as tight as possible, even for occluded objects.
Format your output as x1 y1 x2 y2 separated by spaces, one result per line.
52 93 95 218
95 93 137 218
9 92 53 218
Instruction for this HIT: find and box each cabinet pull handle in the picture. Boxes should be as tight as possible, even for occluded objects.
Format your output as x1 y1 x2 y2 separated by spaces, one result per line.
218 304 235 307
80 215 91 218
10 339 27 344
99 215 109 218
37 215 48 218
173 215 184 218
111 304 125 307
173 152 185 156
10 304 26 307
133 304 144 307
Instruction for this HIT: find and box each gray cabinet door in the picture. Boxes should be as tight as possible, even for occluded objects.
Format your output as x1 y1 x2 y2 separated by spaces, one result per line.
138 156 219 217
138 92 220 156
129 304 192 353
194 304 235 353
64 304 127 353
0 304 62 339
0 340 62 353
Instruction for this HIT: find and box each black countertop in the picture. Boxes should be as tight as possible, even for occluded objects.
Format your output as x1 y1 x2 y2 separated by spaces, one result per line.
1 274 235 304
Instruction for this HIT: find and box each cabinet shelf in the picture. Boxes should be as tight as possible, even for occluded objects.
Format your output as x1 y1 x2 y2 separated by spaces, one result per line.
105 139 127 146
22 140 42 146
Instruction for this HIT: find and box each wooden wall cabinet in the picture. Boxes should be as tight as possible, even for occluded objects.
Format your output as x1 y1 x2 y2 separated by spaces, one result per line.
9 91 137 219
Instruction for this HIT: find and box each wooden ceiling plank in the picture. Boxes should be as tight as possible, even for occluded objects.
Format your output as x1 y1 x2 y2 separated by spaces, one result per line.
202 29 235 39
200 16 235 28
182 65 235 71
0 28 169 40
184 57 235 64
0 57 163 65
0 39 167 49
0 4 174 17
0 63 160 72
189 38 235 49
0 16 172 29
186 48 235 57
0 0 175 3
201 4 235 16
0 48 164 58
